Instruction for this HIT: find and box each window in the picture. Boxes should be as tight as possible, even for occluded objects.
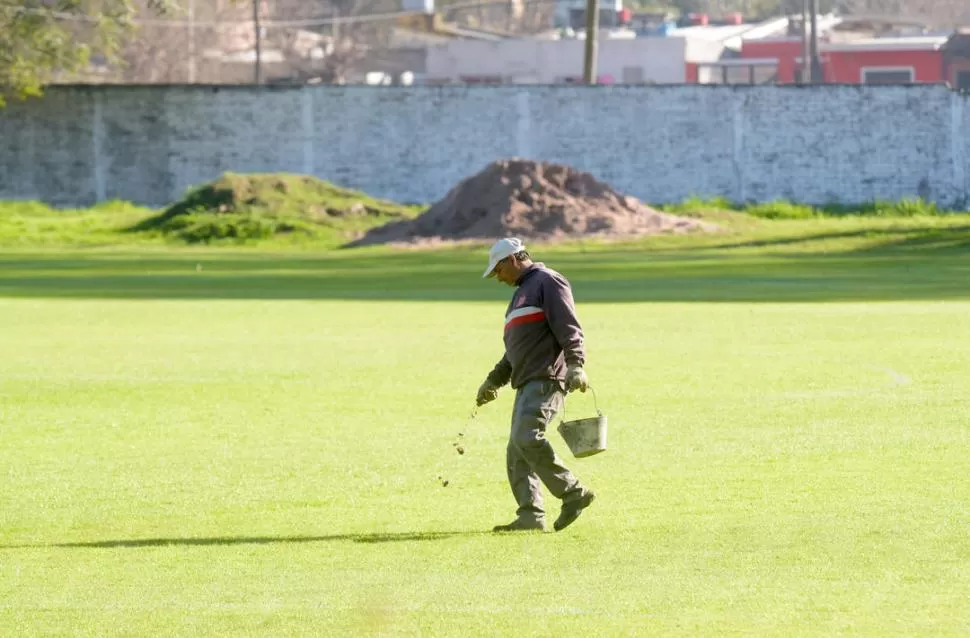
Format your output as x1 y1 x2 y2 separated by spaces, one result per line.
622 66 645 83
861 68 914 84
697 61 778 85
459 75 503 84
957 71 970 90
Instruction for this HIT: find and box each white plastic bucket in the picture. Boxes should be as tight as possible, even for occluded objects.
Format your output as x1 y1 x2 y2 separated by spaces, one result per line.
557 386 608 458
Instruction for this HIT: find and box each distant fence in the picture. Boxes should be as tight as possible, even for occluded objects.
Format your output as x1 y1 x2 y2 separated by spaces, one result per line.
0 84 968 208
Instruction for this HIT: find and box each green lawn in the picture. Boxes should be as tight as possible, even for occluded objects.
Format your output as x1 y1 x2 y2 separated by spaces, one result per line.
1 220 969 635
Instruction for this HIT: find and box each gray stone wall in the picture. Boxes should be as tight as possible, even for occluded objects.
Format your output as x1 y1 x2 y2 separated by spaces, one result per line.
0 84 967 208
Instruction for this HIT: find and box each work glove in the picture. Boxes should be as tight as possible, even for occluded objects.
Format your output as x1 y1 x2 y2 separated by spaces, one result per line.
565 365 589 393
476 380 500 406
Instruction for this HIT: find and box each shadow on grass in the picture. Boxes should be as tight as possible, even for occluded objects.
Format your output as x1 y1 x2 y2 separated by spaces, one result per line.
3 530 490 550
683 224 970 253
1 223 968 303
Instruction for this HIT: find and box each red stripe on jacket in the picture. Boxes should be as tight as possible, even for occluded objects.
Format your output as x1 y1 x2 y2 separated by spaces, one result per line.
505 308 545 330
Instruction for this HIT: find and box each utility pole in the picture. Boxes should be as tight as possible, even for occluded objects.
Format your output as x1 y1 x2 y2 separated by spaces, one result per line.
332 3 340 43
808 0 822 83
187 0 196 83
253 0 262 84
583 0 599 84
507 0 514 33
800 0 809 83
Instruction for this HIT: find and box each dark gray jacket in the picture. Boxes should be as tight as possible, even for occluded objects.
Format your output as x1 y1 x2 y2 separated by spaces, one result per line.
486 262 586 390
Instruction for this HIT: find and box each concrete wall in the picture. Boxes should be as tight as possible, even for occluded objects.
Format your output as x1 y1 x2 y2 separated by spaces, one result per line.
425 38 688 84
0 84 968 208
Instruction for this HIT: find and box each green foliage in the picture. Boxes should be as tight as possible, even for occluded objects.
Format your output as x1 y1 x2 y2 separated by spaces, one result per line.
0 198 154 246
156 211 279 243
662 196 955 220
743 200 819 219
0 0 179 107
128 172 423 245
847 198 944 218
660 195 735 214
146 172 419 223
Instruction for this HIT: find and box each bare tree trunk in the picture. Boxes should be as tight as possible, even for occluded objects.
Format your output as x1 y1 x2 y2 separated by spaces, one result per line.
253 0 262 84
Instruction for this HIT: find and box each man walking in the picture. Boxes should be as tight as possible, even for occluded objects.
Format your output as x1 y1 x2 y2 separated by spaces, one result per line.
476 237 596 533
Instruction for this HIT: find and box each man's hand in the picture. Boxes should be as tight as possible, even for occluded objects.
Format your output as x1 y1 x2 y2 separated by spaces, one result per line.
476 380 500 406
565 365 589 393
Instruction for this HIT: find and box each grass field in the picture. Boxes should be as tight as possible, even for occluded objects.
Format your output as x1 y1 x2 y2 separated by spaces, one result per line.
1 213 969 635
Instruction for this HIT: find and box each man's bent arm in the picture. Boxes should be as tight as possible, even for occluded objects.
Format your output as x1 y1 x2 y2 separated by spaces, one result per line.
486 354 512 387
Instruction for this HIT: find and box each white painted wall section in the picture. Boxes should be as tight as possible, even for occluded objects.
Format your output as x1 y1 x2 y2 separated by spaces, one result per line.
425 38 687 84
0 84 967 208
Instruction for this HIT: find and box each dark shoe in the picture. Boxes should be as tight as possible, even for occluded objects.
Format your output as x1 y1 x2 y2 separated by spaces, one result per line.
554 490 595 532
492 518 545 533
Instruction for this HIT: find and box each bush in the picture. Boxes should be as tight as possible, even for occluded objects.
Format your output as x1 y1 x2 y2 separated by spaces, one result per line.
662 195 955 219
877 198 941 217
660 196 734 215
743 200 818 220
160 212 279 244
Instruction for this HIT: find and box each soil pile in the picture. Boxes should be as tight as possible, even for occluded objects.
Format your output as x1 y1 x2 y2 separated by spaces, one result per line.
347 159 709 246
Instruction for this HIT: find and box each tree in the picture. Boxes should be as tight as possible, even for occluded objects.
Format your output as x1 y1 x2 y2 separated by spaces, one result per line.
836 0 970 29
0 0 178 106
116 0 260 84
266 0 396 85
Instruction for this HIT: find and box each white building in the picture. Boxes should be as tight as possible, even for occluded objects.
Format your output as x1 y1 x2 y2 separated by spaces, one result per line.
425 36 688 84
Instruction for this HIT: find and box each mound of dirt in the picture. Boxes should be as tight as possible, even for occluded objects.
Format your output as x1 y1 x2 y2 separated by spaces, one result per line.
137 172 415 226
129 172 420 243
346 159 710 247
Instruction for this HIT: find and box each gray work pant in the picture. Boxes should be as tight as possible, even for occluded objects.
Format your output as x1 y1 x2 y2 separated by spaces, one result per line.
507 379 583 522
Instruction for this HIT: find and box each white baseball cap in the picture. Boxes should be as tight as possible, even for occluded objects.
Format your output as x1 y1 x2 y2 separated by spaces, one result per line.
483 237 526 278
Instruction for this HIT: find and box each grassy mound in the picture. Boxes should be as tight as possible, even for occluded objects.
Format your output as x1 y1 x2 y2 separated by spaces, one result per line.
130 173 423 244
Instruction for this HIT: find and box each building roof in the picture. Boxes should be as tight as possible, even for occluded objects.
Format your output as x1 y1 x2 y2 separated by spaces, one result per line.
671 14 843 52
668 23 763 54
695 57 779 67
739 14 843 42
822 36 948 52
669 24 752 42
942 31 970 57
736 17 791 40
831 14 930 30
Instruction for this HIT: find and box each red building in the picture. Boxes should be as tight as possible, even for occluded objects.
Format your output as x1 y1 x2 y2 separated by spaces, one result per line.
741 35 948 84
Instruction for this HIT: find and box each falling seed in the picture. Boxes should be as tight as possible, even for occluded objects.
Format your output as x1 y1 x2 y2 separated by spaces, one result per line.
456 446 465 455
442 480 450 487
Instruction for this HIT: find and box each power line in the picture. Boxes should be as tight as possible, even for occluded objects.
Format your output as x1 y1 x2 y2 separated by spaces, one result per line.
0 0 556 29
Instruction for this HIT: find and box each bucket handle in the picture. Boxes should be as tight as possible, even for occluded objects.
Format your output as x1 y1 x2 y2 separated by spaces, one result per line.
561 384 601 422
